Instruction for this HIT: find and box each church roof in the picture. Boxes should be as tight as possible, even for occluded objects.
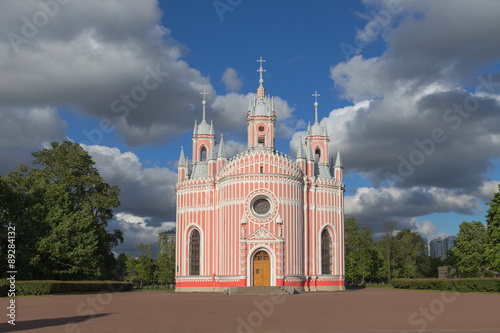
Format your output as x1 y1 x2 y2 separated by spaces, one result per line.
190 162 208 179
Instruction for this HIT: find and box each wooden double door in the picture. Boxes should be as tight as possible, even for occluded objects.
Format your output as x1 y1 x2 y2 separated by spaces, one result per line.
253 250 270 286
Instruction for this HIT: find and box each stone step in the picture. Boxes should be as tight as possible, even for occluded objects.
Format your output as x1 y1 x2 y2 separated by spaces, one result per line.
226 286 296 295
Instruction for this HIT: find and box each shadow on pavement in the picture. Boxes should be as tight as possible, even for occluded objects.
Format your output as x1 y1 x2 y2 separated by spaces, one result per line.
0 313 112 332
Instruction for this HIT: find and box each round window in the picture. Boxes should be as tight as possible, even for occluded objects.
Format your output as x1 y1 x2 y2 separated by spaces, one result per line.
250 196 272 218
258 125 265 132
253 198 270 215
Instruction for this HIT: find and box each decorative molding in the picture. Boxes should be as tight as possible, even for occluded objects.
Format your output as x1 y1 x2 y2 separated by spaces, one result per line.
247 227 277 240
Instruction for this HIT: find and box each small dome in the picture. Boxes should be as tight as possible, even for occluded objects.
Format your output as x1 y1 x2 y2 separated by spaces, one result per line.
254 100 271 116
310 122 325 136
197 120 212 135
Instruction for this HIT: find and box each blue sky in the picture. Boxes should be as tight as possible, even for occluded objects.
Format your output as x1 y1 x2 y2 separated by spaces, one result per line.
1 0 499 255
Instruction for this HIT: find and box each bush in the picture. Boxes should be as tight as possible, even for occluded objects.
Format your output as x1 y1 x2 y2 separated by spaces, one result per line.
391 278 500 293
0 280 133 297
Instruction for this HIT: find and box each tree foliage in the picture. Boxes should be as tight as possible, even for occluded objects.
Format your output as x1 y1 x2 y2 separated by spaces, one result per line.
393 229 427 278
156 232 176 285
485 184 500 272
0 141 123 280
454 221 488 277
344 217 378 284
380 221 397 283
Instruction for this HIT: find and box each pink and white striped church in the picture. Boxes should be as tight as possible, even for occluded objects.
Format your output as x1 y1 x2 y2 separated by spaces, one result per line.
175 58 345 292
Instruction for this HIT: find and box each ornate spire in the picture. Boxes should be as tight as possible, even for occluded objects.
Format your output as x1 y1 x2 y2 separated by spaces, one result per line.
306 140 313 161
201 89 209 122
310 91 326 137
179 146 187 167
209 144 217 161
218 134 226 158
296 136 306 159
210 120 214 135
335 147 343 167
257 57 266 98
193 119 198 135
312 91 320 124
196 89 212 135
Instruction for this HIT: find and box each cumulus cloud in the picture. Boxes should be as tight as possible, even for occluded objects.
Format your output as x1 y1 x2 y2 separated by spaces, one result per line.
111 213 175 255
221 67 242 92
473 180 500 202
324 0 500 229
210 93 297 138
0 106 67 173
0 1 301 149
316 89 500 190
345 186 482 229
0 0 213 147
333 0 500 101
409 219 437 237
81 144 177 223
219 139 247 158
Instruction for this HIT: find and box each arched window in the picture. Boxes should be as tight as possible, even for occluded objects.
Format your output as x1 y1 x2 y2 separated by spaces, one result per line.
200 146 207 161
321 229 332 275
189 229 200 275
315 147 321 163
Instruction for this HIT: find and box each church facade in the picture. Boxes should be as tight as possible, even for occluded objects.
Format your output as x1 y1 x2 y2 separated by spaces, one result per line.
175 59 345 292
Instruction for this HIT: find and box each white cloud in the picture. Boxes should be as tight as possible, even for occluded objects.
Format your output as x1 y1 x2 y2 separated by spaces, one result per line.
112 212 175 255
81 144 178 222
0 0 212 147
409 219 437 237
221 139 247 158
210 93 297 138
0 106 67 173
473 180 500 202
221 67 242 92
345 186 482 230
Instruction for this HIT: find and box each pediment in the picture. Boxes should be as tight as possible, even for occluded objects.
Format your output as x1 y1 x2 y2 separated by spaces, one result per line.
247 227 278 241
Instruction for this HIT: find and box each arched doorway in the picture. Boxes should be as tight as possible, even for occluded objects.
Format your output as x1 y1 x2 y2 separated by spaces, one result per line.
253 250 270 286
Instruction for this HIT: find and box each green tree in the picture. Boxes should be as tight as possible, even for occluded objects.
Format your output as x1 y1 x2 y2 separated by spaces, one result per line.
127 243 156 288
454 221 488 277
358 226 375 284
344 217 376 284
344 217 361 283
156 232 176 286
115 252 129 281
125 253 138 283
380 221 397 283
485 184 500 272
394 229 426 278
417 255 443 278
2 141 123 280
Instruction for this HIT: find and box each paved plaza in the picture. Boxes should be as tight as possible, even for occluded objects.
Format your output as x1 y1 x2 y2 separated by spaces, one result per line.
1 288 499 332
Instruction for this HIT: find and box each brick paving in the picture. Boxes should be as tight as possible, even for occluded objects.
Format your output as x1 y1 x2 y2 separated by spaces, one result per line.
1 288 499 333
